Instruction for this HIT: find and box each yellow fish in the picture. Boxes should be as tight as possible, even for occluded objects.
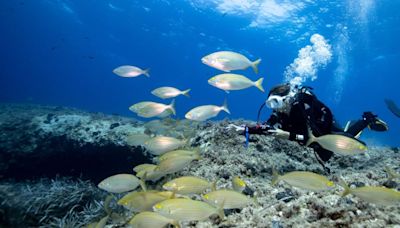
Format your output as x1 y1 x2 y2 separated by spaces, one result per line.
203 189 253 209
126 133 151 146
232 176 247 192
133 164 157 174
185 99 230 121
208 73 264 92
158 149 200 163
86 215 109 228
144 136 186 155
339 177 400 206
272 170 334 191
162 176 215 195
128 211 180 228
153 198 224 221
306 128 367 156
156 154 200 175
118 191 173 212
385 166 400 181
151 86 191 99
113 65 150 77
201 51 261 74
98 174 144 193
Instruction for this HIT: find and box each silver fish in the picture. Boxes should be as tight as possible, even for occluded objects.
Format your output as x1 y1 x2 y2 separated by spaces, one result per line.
201 51 261 73
185 100 230 121
208 73 264 92
113 65 150 77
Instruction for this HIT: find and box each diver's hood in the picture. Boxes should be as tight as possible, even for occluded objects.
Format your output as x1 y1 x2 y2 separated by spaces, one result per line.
268 83 291 97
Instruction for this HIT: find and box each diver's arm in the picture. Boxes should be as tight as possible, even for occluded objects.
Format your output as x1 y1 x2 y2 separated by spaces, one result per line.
226 123 271 135
247 123 271 135
289 132 304 142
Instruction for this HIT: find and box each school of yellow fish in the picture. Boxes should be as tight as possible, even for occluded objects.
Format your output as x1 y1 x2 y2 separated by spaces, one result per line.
90 51 400 227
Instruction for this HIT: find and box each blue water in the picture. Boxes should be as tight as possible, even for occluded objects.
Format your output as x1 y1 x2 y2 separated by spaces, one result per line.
1 0 399 146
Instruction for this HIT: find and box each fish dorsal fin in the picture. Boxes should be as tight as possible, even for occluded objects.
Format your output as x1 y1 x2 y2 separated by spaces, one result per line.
170 190 177 199
217 199 225 220
104 195 114 215
139 172 148 192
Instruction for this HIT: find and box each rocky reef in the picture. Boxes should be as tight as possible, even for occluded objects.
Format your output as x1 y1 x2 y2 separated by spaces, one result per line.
0 103 150 182
0 103 399 227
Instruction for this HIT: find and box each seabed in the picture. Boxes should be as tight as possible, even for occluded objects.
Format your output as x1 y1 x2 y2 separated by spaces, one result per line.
0 104 399 227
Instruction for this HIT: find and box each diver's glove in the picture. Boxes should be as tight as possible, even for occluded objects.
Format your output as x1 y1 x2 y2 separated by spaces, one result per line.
267 128 290 140
226 124 246 132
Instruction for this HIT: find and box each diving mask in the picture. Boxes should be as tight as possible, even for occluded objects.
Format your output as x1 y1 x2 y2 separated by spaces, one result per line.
266 95 285 109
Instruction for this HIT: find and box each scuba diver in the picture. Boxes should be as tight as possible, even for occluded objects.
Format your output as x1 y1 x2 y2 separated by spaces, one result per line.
228 83 388 172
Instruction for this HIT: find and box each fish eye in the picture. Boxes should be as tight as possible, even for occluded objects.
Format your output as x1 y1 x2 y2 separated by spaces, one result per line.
154 204 162 209
327 181 334 187
203 194 209 199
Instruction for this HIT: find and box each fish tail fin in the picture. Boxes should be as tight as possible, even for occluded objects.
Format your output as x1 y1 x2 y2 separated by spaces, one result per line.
252 195 260 207
182 138 189 147
211 180 217 191
170 190 177 199
338 177 351 197
221 99 230 114
364 151 370 159
194 153 202 160
104 194 114 215
271 167 280 186
169 99 176 115
254 77 264 92
305 127 316 146
217 200 225 220
385 166 398 181
139 172 148 192
95 215 109 228
181 89 191 97
251 59 262 74
143 68 150 77
171 221 181 228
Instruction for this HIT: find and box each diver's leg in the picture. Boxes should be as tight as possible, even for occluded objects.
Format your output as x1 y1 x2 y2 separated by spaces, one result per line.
362 112 388 131
344 120 367 137
345 112 388 136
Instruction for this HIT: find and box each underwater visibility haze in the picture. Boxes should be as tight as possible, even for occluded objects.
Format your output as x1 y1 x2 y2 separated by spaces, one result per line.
1 0 400 146
1 0 400 227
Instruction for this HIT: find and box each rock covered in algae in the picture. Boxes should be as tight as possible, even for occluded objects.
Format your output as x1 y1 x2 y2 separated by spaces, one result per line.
0 105 399 227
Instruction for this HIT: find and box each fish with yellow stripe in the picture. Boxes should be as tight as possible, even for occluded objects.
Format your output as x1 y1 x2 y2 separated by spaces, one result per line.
162 176 216 195
128 211 180 228
232 176 247 192
202 189 255 209
155 153 201 175
153 198 224 222
157 149 200 163
272 169 334 191
97 174 145 193
338 177 400 206
306 128 367 156
118 191 175 212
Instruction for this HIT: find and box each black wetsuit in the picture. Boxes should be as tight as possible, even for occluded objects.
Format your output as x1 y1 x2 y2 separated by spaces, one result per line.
248 88 368 162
